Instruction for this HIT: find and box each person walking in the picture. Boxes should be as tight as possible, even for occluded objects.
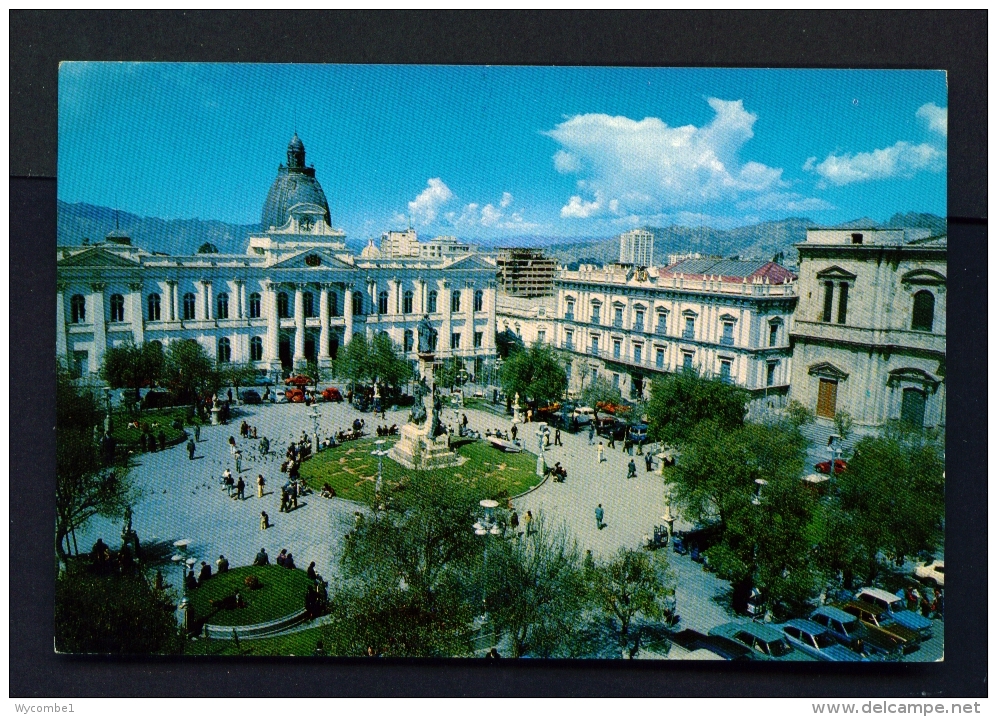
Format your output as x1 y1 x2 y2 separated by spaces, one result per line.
158 429 166 451
234 450 243 473
595 504 605 530
523 510 534 537
257 474 266 498
645 452 654 472
187 438 196 460
260 436 270 456
236 475 246 500
597 441 606 463
194 422 201 442
511 424 518 442
260 510 270 530
627 459 637 479
554 427 562 446
607 430 616 450
509 510 520 535
588 423 595 445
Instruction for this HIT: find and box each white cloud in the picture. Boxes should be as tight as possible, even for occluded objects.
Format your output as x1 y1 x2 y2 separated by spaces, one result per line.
500 192 513 208
546 98 796 220
407 178 453 224
445 191 538 230
806 141 945 186
736 192 835 213
480 203 503 226
917 102 948 137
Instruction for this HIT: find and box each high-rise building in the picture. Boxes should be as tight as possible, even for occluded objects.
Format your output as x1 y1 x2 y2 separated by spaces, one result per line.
619 228 654 267
495 248 557 298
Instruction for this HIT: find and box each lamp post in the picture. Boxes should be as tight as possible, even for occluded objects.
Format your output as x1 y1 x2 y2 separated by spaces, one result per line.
472 499 502 654
535 422 548 477
103 386 113 433
371 439 390 510
308 406 321 453
748 479 767 620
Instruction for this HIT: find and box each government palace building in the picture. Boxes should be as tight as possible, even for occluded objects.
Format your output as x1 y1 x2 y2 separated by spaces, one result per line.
56 135 500 380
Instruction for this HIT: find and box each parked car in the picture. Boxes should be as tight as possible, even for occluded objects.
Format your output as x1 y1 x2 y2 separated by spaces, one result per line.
596 414 628 440
628 423 649 445
241 389 262 405
838 601 921 653
668 629 757 661
284 374 314 387
672 523 722 563
709 622 816 661
915 559 945 587
779 619 866 661
284 388 306 403
815 458 848 475
855 587 934 639
572 406 596 425
322 386 344 402
253 372 276 386
809 605 903 661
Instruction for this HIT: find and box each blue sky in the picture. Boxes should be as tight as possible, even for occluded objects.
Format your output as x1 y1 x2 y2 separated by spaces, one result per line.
59 64 947 240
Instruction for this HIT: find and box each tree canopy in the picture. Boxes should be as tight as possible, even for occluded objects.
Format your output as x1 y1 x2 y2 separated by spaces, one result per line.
646 371 748 445
100 340 165 403
334 333 413 390
162 339 216 404
495 329 524 360
499 342 567 407
579 376 625 410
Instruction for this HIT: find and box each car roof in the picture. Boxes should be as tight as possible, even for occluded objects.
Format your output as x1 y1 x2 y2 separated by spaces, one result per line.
784 618 828 634
722 621 786 641
841 600 887 616
812 605 858 622
858 587 902 603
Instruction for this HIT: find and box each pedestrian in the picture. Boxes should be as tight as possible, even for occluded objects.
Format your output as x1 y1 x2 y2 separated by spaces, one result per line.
291 484 299 509
645 452 654 472
511 424 518 441
260 436 270 456
554 427 562 446
279 486 288 513
185 568 198 592
187 438 196 460
228 388 234 404
222 468 233 496
627 459 637 479
526 409 533 423
595 503 604 529
583 549 594 572
523 510 534 537
216 554 229 574
588 424 595 445
140 432 148 452
198 561 212 585
598 442 605 463
462 413 468 430
158 429 166 451
234 450 242 473
307 561 317 580
257 474 266 498
254 547 269 565
260 510 270 530
510 510 520 535
236 475 245 500
277 549 287 567
194 423 201 442
607 430 616 450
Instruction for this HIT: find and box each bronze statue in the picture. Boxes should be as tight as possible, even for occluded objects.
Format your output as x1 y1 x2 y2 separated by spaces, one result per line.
417 314 436 354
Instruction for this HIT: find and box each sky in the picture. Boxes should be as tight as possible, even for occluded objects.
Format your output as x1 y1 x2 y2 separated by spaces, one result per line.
58 64 947 241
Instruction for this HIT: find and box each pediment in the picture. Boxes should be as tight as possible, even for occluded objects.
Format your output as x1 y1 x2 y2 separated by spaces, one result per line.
719 313 738 322
58 247 140 268
808 361 849 380
901 268 946 286
442 253 497 271
887 367 941 388
270 249 355 270
815 265 858 281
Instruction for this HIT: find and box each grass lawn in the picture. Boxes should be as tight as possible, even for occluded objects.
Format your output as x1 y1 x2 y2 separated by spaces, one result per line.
188 565 313 627
299 436 542 504
111 407 191 447
184 624 329 656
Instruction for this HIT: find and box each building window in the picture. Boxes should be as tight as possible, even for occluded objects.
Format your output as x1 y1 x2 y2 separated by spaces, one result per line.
682 352 693 371
147 293 161 321
451 332 461 349
613 373 620 388
404 329 414 352
249 292 261 318
72 350 88 378
851 232 864 245
474 289 483 312
109 293 125 322
613 339 622 359
474 331 483 348
217 337 231 363
634 310 644 332
655 347 665 369
721 322 735 346
719 360 732 383
590 335 600 356
766 362 776 387
216 292 229 320
565 300 575 321
901 387 926 427
591 302 601 325
822 281 834 322
565 362 572 381
769 322 779 347
250 336 263 361
536 329 546 344
303 292 315 318
565 329 574 350
352 292 364 316
403 290 414 314
591 367 598 382
427 290 438 313
183 293 197 321
656 311 667 334
633 344 643 364
911 290 935 331
613 306 624 328
683 317 695 340
378 291 388 315
837 283 849 324
451 291 461 313
277 292 290 319
329 291 339 317
70 294 86 323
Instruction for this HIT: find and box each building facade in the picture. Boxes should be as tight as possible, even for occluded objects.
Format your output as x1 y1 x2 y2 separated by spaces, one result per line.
788 228 946 429
619 228 654 267
495 293 558 348
56 135 499 379
554 258 797 405
495 248 557 298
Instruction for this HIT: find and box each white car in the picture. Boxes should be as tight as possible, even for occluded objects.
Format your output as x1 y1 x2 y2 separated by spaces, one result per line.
572 406 596 424
915 559 944 587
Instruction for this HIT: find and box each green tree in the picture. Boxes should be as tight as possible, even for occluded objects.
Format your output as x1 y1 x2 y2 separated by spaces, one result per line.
495 328 524 359
646 371 748 445
100 340 165 405
588 547 676 657
55 570 182 654
499 342 567 408
579 376 625 410
834 410 854 441
197 242 219 254
436 356 467 391
785 399 815 429
369 332 414 389
334 334 370 390
218 361 258 400
836 429 945 580
162 339 215 405
55 366 134 566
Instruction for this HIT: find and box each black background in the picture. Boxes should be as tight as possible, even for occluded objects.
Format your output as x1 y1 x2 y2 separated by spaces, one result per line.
10 10 987 697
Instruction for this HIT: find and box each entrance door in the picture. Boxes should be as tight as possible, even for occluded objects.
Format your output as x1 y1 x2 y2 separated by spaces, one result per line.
304 336 316 363
329 336 339 361
279 336 292 369
816 378 837 419
900 387 926 427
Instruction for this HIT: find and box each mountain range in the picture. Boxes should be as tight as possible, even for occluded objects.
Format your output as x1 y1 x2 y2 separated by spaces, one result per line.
58 200 945 266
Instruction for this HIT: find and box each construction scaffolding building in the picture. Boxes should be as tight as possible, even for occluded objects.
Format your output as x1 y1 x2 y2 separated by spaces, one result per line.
495 248 557 298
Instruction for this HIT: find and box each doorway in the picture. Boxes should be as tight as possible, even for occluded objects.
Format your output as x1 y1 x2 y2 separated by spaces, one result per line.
279 336 292 369
900 387 926 427
816 378 837 419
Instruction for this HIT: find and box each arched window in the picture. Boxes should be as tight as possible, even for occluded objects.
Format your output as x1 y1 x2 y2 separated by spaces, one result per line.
217 337 231 363
352 292 364 316
451 290 461 313
70 294 86 323
147 293 161 321
427 290 438 313
404 329 414 352
250 336 263 361
329 291 339 317
564 299 575 320
183 293 197 320
216 292 229 320
474 289 483 312
303 292 315 318
378 290 389 315
248 292 261 318
109 293 125 322
911 290 935 332
277 292 290 319
403 290 414 314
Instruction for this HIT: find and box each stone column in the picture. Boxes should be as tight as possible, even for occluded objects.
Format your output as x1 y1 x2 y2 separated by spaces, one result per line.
234 280 244 320
264 282 279 367
56 284 68 359
416 279 426 314
465 281 474 359
485 281 497 352
167 281 178 322
129 282 145 344
318 284 331 367
440 280 452 357
343 285 354 346
203 280 213 321
388 277 399 315
91 283 106 374
293 284 306 366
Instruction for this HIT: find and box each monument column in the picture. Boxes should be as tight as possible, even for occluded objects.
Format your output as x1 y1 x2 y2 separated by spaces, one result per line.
91 283 107 375
343 285 354 346
293 283 306 366
318 284 331 367
56 284 68 359
128 282 145 344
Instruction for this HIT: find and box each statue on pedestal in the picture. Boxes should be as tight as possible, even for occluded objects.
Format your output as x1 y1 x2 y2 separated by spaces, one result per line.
417 314 436 355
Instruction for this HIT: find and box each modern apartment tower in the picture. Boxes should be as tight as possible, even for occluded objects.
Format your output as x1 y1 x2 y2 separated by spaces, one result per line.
619 228 654 267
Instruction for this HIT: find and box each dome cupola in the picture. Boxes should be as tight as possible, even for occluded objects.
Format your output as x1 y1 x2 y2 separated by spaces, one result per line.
261 134 331 231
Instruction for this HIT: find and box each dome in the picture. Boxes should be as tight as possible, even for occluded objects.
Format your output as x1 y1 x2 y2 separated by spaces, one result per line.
260 135 331 231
